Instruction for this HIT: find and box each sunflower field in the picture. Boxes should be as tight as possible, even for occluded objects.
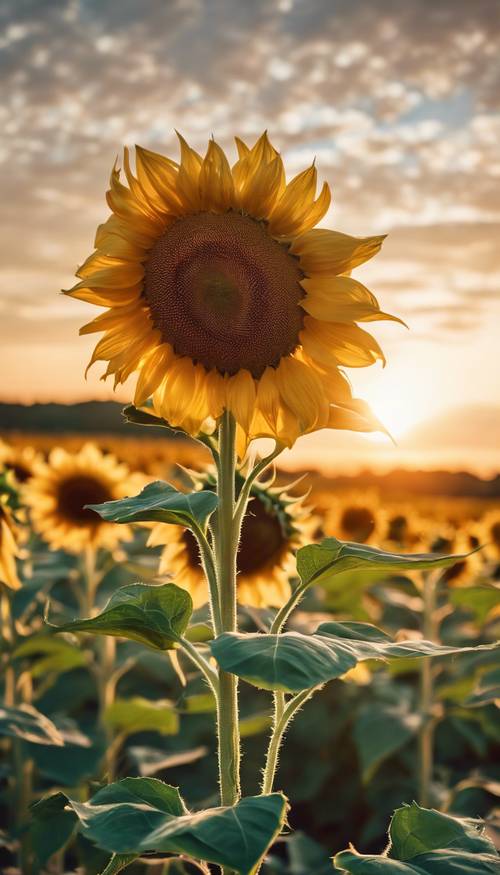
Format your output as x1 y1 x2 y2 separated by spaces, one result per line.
1 133 499 875
1 428 499 875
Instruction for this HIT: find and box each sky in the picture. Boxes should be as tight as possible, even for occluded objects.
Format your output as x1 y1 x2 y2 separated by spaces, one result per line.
0 0 499 472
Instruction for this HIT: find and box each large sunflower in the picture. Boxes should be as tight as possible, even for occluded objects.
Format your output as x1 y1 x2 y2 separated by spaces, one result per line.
25 443 138 553
67 132 401 448
148 478 314 608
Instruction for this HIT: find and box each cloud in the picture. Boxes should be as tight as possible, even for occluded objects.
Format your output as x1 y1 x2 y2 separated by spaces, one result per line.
0 0 499 407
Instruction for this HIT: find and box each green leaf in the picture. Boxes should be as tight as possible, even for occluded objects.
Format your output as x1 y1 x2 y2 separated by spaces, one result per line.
105 697 179 737
60 777 287 874
334 803 499 874
354 704 421 782
13 635 88 678
127 745 208 776
390 803 497 859
123 404 173 428
297 538 475 591
240 711 273 738
100 854 139 875
51 582 192 650
87 479 217 529
450 586 500 625
0 704 64 746
29 792 78 865
211 622 498 693
123 405 215 450
181 692 216 714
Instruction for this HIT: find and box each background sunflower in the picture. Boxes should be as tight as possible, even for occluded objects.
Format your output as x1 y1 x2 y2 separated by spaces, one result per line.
148 475 315 608
25 443 139 553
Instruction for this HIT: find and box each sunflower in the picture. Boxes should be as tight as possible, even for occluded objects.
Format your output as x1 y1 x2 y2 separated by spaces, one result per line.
25 443 138 553
66 132 402 449
0 440 41 485
325 490 383 544
0 494 21 590
148 477 314 608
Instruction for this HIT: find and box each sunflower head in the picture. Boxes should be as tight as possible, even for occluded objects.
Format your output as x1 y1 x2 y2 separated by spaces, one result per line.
148 473 316 609
0 440 41 485
25 443 139 553
0 491 22 590
67 132 402 450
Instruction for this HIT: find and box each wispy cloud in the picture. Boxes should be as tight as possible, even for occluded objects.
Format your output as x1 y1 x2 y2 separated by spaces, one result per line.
0 0 499 408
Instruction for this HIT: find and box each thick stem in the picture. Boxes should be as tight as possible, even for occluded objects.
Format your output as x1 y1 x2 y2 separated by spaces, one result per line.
418 571 438 807
214 412 240 816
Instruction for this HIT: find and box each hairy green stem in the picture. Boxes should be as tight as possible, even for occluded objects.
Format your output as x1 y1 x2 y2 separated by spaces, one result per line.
261 687 318 796
418 570 438 806
179 637 219 695
214 411 241 817
192 522 222 636
233 444 282 540
270 584 305 634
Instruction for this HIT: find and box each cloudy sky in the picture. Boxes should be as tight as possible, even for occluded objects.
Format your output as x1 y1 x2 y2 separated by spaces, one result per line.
1 0 499 469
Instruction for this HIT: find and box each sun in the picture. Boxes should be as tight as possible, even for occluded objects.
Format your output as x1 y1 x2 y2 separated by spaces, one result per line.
367 369 431 440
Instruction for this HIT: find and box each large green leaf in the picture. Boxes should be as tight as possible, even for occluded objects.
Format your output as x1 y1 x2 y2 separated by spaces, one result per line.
87 479 217 529
390 803 496 859
334 803 499 874
354 704 421 782
54 777 286 874
13 635 88 678
450 586 500 625
297 538 475 591
51 582 192 650
211 622 498 693
0 704 64 746
29 792 78 866
105 697 179 737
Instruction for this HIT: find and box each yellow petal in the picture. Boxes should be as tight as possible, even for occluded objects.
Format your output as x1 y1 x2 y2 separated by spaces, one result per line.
76 254 144 286
79 301 147 336
106 163 164 234
63 284 142 307
226 369 256 434
301 275 405 326
199 139 235 212
301 317 385 368
269 165 331 237
134 344 173 406
175 132 203 212
135 145 183 215
291 229 386 276
95 214 156 250
275 356 329 432
327 397 389 437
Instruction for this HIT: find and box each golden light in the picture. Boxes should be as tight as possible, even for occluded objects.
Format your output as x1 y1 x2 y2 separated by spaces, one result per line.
367 367 435 440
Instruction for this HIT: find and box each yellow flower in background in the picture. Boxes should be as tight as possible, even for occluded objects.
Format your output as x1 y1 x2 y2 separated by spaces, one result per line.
25 443 138 553
148 480 315 608
0 440 41 485
0 496 21 590
67 132 402 448
325 490 382 545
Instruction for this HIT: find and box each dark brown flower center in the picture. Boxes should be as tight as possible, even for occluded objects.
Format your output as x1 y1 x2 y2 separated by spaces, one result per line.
183 492 287 577
490 521 500 548
340 506 375 543
57 475 112 526
144 211 304 378
10 463 31 483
